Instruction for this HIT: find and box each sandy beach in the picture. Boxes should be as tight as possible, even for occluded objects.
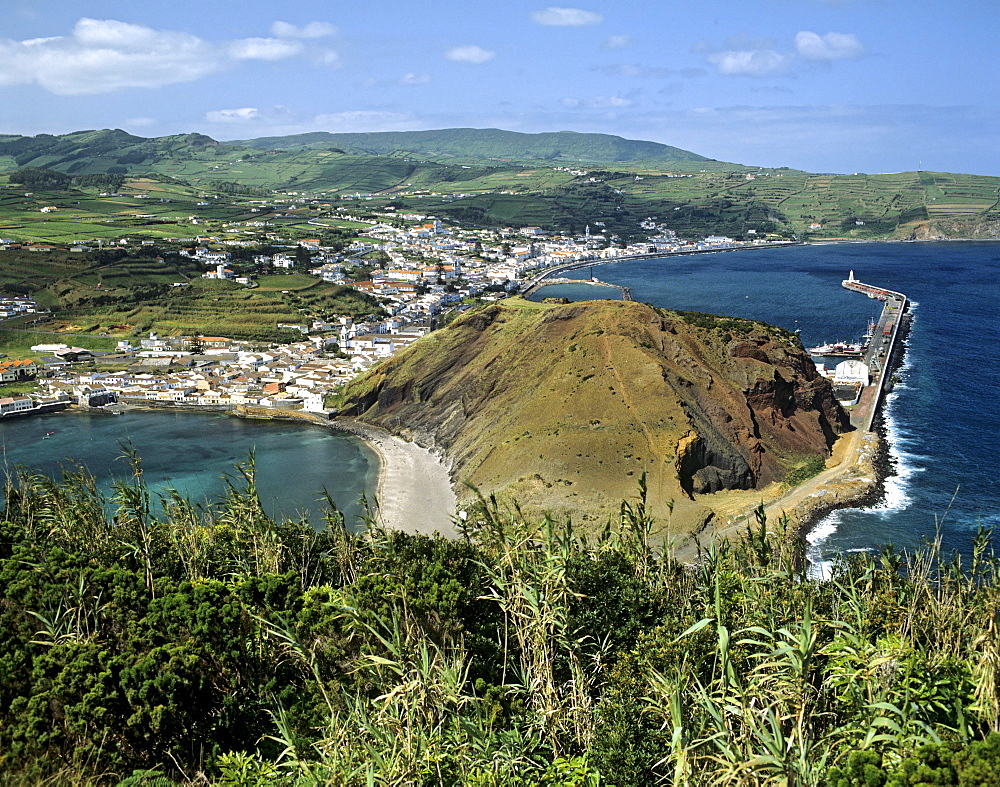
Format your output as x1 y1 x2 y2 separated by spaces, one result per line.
329 418 458 537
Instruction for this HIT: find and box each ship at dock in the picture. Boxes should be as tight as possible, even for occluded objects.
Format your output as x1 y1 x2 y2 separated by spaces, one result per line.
808 340 866 358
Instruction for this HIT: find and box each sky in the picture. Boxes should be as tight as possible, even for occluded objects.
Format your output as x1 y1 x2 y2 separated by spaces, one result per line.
2 0 997 175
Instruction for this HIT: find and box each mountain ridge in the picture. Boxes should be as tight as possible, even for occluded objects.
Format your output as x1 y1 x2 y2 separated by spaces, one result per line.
2 127 998 241
227 127 715 166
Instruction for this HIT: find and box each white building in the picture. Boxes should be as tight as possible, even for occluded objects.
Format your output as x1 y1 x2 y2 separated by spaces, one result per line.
833 359 870 385
0 396 36 416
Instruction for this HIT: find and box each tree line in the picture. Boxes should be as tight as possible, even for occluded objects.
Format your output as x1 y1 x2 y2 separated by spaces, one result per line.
7 167 126 192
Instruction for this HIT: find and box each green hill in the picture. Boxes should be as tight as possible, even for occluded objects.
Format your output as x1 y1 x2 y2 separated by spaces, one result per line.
2 128 999 241
340 297 848 533
0 128 225 176
229 127 715 166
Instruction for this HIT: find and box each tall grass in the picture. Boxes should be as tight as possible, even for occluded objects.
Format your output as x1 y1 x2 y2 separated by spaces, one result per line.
3 459 1000 784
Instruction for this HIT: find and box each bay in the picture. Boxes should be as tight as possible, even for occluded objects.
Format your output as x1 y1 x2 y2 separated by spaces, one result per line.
0 409 379 530
6 241 998 556
534 242 1000 563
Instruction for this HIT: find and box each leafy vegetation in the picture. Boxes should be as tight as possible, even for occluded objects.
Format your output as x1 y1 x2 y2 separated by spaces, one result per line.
6 166 126 193
784 453 828 486
3 459 1000 786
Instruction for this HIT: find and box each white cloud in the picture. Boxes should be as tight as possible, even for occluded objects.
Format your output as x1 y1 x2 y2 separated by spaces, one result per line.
0 18 309 95
206 107 261 123
531 7 603 26
73 18 166 49
0 19 218 94
314 110 419 132
708 48 791 77
270 21 338 39
704 31 865 78
602 34 632 50
401 72 432 85
228 37 302 61
562 94 635 109
315 50 340 66
445 45 495 64
794 31 865 61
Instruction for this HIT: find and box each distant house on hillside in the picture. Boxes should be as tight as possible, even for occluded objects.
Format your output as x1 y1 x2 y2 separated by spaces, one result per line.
0 359 37 382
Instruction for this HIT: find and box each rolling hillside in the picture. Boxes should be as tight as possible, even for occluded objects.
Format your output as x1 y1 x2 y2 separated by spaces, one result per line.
229 127 716 166
2 128 999 240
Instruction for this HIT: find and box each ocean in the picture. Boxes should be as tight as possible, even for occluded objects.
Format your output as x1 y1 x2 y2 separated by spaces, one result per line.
0 409 379 530
532 242 1000 564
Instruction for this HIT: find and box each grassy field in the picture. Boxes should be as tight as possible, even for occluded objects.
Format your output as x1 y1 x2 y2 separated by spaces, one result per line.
47 276 382 341
0 178 266 244
3 130 1000 244
0 246 383 344
0 328 118 360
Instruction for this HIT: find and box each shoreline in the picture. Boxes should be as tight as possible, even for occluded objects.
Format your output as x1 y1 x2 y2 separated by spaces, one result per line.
543 242 913 553
754 302 912 550
324 417 458 538
798 417 893 538
61 402 459 539
798 297 913 542
525 236 997 297
24 241 926 549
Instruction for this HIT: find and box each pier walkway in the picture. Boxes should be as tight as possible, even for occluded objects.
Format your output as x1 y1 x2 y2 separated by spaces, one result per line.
841 272 909 432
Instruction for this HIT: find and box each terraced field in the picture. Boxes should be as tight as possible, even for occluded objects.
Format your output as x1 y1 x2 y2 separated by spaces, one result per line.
0 246 382 344
921 172 1000 218
3 128 1000 241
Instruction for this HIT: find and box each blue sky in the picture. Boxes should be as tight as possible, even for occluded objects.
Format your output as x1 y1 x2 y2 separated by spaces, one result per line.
2 0 997 175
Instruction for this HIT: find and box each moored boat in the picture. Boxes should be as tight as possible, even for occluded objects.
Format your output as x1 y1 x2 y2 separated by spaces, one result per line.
808 341 865 357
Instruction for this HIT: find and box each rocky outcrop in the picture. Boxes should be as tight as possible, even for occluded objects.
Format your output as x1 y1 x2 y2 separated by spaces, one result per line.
907 220 1000 240
340 298 850 531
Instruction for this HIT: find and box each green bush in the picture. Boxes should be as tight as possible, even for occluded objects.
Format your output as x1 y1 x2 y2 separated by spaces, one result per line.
1 462 999 785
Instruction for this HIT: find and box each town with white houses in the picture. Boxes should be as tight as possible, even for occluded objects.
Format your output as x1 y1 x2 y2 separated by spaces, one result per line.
1 211 790 420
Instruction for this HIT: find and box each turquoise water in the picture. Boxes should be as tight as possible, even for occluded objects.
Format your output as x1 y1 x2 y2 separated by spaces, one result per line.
0 410 379 530
542 242 1000 563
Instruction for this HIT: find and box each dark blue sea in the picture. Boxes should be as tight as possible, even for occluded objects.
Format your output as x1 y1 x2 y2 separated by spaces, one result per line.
0 410 378 530
532 242 1000 565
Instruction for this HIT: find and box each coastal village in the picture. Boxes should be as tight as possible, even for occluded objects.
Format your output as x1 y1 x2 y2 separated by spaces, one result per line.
1 211 792 418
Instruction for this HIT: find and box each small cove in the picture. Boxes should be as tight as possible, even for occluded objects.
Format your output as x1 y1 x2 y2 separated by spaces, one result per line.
0 409 379 530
